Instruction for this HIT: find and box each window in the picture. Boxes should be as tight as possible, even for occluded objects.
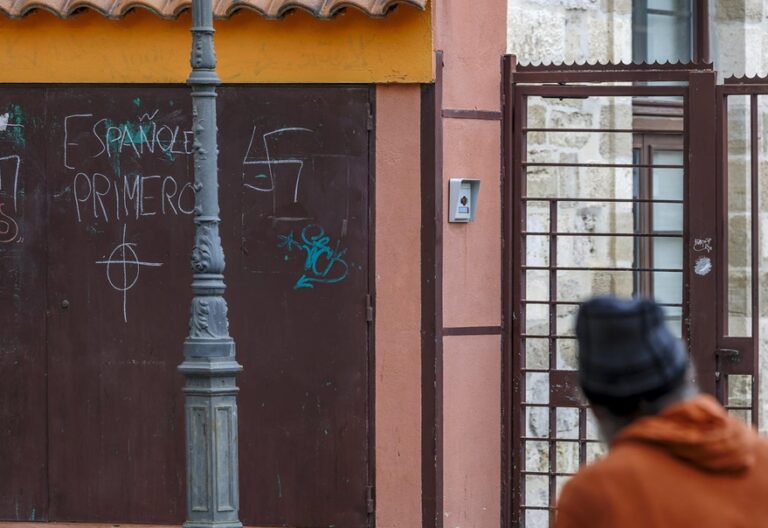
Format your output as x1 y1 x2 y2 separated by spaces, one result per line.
633 134 685 337
633 0 693 63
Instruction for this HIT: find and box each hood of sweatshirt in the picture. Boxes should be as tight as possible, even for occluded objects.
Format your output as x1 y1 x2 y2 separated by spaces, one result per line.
613 395 757 473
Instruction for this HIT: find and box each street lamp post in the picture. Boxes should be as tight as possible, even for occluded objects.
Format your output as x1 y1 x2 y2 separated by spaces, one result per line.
179 2 243 528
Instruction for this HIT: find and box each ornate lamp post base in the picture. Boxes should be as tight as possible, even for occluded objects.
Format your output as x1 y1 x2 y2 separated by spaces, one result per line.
179 2 242 528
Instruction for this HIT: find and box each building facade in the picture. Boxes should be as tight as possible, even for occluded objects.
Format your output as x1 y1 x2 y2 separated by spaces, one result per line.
1 1 766 528
0 1 509 528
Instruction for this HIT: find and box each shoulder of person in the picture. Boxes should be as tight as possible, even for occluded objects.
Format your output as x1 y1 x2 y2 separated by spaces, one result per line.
555 460 614 528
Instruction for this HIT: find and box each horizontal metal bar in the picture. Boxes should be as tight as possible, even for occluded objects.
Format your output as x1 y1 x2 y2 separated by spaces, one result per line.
633 111 684 118
523 127 684 135
520 441 600 447
519 85 687 97
523 162 684 169
514 61 709 73
519 506 556 512
520 440 602 444
522 266 683 272
522 231 683 238
633 99 685 108
521 334 577 339
720 84 768 94
522 197 683 204
521 471 580 478
521 299 683 307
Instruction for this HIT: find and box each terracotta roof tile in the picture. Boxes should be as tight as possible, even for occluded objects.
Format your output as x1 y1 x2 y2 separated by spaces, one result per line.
0 0 426 19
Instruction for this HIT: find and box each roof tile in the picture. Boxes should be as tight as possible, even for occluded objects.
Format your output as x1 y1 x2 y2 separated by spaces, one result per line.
0 0 426 19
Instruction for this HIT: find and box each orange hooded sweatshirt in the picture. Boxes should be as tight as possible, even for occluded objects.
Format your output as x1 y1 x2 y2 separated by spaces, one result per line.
555 395 768 528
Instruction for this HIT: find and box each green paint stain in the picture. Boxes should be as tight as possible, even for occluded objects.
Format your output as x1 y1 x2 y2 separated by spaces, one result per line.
5 104 25 147
103 119 155 176
103 119 122 177
52 186 72 199
86 224 104 236
122 122 152 145
161 147 175 164
132 97 141 108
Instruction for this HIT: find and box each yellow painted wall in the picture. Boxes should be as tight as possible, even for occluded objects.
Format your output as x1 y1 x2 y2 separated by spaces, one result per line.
0 6 432 83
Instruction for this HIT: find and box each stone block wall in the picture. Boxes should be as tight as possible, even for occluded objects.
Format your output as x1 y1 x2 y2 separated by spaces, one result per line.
507 0 631 64
507 0 768 478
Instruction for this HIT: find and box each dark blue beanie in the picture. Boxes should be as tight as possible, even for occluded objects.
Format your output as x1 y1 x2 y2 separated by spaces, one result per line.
575 296 688 405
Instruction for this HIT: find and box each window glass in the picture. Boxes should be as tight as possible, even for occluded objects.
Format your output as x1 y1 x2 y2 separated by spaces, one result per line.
652 150 684 231
633 0 693 64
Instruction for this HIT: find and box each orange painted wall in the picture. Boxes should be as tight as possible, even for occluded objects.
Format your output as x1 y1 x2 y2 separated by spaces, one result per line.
0 6 432 83
375 84 423 528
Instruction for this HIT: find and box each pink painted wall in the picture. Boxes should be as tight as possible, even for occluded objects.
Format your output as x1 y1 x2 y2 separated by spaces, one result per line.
442 118 502 328
433 0 508 527
374 84 423 528
434 2 505 111
443 335 502 528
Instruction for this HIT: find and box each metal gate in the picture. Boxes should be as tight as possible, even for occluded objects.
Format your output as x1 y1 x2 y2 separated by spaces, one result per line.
714 77 768 429
502 61 721 527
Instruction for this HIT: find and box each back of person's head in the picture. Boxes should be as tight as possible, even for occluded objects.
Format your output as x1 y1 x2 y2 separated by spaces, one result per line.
575 296 691 418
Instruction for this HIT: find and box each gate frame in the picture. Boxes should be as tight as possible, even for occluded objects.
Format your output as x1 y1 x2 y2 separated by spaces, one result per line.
501 57 719 528
714 77 768 423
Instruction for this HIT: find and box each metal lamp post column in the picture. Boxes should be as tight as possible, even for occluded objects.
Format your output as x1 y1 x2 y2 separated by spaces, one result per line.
179 2 243 528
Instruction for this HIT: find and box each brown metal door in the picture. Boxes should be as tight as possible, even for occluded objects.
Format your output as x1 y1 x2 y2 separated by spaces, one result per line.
45 87 192 522
714 80 768 431
0 85 373 527
0 89 49 521
504 63 718 527
219 86 373 528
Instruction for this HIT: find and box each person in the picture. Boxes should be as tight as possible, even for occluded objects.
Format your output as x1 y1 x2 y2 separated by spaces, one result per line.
554 296 768 528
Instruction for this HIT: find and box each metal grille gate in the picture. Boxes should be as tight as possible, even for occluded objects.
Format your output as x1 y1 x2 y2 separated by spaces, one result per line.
715 77 768 429
503 61 722 528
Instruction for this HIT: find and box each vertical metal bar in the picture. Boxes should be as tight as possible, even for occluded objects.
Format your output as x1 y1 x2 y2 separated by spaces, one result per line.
647 145 656 296
547 201 557 512
419 79 438 528
179 3 243 528
750 94 760 426
421 49 445 528
501 54 516 528
715 87 728 403
687 71 719 396
578 408 587 466
717 89 729 341
366 84 377 524
511 85 527 528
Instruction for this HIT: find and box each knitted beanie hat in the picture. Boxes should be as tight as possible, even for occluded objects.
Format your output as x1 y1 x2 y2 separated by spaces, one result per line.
575 296 688 405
